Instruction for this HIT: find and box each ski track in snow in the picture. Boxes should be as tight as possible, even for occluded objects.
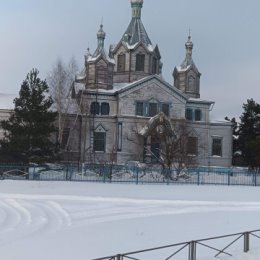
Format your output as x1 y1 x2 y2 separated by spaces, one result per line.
1 193 260 244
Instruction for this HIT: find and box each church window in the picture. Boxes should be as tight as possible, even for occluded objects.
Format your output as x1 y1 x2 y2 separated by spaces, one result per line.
136 102 144 116
136 54 145 72
94 132 106 152
195 109 202 121
148 103 158 117
161 104 170 116
152 57 157 74
117 54 126 72
187 76 195 92
212 137 222 157
101 102 110 115
187 137 198 155
186 108 193 120
90 102 100 115
97 65 108 84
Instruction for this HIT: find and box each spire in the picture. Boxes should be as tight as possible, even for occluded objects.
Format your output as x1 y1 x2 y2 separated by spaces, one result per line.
122 0 152 46
97 24 106 48
185 34 193 59
173 33 201 99
131 0 143 19
180 34 195 69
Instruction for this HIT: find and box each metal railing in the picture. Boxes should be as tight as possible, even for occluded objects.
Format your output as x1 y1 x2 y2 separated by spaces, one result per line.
0 163 260 186
92 230 260 260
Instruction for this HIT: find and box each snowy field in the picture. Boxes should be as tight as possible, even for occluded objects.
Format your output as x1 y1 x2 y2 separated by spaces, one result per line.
0 181 260 260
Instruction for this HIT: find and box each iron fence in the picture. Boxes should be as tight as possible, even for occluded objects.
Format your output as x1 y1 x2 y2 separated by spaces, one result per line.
0 163 260 186
91 229 260 260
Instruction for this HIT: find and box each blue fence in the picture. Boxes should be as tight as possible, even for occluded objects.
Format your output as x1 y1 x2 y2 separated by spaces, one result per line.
0 163 259 186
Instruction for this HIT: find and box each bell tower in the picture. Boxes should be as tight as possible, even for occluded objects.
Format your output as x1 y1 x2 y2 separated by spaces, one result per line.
112 0 162 83
173 35 201 98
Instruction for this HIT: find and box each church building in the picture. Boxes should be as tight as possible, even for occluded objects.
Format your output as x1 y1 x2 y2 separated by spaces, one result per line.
64 0 232 167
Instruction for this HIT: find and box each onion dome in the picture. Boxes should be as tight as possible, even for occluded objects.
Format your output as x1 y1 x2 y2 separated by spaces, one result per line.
130 0 143 18
185 35 194 51
97 24 106 48
131 0 143 5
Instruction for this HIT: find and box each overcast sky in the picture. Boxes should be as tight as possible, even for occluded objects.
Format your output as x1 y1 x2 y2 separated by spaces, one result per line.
0 0 259 120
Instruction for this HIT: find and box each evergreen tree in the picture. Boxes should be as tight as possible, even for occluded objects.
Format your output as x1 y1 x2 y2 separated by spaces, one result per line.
238 99 260 169
225 116 240 164
0 69 57 163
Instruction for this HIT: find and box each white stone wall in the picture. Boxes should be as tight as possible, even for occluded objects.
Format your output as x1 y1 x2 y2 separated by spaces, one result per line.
0 109 12 140
118 80 186 119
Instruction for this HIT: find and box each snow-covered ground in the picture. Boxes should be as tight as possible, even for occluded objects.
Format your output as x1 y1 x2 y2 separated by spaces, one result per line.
0 181 260 260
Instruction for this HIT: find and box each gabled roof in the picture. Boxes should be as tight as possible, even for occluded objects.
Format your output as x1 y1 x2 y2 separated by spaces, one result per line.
80 75 189 102
117 75 189 102
112 39 155 56
88 47 115 65
187 97 214 107
179 56 200 74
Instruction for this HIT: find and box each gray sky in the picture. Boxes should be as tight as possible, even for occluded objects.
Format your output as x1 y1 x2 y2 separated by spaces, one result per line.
1 0 259 120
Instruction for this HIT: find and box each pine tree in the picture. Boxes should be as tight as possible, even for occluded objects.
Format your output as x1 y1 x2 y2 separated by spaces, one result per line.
0 69 57 163
225 116 239 164
238 99 260 169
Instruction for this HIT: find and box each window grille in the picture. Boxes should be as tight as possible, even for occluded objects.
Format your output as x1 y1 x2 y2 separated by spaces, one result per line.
149 103 158 117
94 132 105 152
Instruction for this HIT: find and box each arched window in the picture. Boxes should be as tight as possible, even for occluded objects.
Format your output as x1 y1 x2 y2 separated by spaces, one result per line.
97 65 108 84
187 76 195 92
117 54 126 72
136 54 145 71
101 102 110 115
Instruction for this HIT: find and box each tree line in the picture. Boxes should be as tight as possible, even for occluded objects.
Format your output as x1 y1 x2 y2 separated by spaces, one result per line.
226 99 260 169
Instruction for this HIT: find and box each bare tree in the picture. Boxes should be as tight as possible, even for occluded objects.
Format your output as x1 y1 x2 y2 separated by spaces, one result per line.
47 57 78 148
140 113 200 179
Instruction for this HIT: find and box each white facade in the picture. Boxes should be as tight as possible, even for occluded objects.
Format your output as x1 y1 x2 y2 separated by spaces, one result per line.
0 1 233 167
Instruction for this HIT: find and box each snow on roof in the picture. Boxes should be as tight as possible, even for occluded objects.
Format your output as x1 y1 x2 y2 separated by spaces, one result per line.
176 65 191 72
126 42 138 50
76 69 86 81
188 97 214 104
147 44 155 52
0 93 16 110
73 82 85 95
